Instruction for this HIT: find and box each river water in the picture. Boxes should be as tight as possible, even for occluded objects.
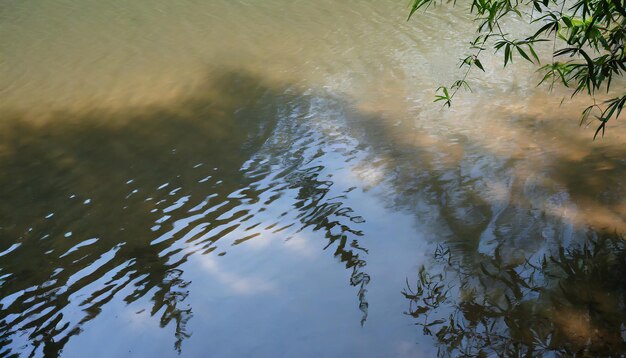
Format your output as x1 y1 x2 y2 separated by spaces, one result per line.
1 1 625 357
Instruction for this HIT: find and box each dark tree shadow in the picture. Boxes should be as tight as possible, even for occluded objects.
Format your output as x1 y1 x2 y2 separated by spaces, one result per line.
0 70 372 356
1 64 625 357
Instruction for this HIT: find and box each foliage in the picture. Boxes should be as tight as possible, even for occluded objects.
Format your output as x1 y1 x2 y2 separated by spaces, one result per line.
408 0 626 138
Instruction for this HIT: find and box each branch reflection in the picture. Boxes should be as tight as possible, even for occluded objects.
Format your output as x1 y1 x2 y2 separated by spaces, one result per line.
0 71 371 356
405 231 626 356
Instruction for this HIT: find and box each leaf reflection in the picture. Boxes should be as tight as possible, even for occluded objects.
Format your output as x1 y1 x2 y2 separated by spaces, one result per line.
404 231 626 356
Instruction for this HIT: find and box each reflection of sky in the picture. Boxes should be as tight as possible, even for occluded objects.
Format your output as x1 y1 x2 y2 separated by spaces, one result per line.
62 206 431 358
2 0 626 354
4 80 624 356
59 105 436 357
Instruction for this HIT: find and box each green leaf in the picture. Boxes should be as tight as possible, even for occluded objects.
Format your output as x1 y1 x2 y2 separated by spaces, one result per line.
528 44 540 63
408 0 431 20
516 46 532 63
474 58 485 71
504 44 511 67
407 0 625 138
562 16 572 28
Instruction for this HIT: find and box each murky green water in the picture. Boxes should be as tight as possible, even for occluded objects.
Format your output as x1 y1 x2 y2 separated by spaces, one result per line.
1 1 626 356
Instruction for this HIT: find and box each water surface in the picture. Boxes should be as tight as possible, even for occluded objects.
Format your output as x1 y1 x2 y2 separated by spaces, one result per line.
1 0 625 356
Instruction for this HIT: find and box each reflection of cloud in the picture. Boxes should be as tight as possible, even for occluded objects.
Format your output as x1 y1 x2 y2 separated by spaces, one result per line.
124 306 155 332
282 234 318 260
198 256 276 295
239 230 273 250
236 227 319 260
394 340 428 358
484 179 511 203
352 161 385 189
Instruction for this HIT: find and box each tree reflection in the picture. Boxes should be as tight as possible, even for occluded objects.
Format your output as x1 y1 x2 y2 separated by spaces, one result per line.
404 231 626 356
0 71 277 356
285 165 370 325
0 71 372 356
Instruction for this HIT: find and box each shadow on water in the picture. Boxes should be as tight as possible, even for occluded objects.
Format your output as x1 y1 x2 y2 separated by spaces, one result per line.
1 66 625 356
343 94 626 278
0 70 371 356
405 230 626 356
337 90 626 355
